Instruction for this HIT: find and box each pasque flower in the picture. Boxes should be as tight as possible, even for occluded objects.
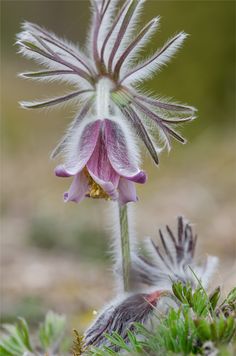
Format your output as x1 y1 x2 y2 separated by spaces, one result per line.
84 217 218 351
17 0 196 203
55 118 146 204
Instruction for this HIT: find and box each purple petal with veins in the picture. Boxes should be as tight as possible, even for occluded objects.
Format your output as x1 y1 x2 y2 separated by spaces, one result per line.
65 120 102 175
118 178 137 205
87 123 120 198
104 119 147 183
55 118 145 203
64 171 88 203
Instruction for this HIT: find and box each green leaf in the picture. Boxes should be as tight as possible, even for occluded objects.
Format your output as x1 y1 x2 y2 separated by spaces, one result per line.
226 288 236 305
195 319 211 340
104 332 130 352
0 319 33 356
17 318 33 351
172 281 185 303
222 318 235 343
38 311 66 350
217 317 227 340
210 321 218 341
209 287 221 311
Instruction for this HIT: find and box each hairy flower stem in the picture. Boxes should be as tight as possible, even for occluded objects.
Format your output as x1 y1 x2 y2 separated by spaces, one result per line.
119 203 131 292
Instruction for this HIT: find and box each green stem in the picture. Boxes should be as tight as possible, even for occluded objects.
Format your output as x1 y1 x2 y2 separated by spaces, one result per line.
119 203 131 292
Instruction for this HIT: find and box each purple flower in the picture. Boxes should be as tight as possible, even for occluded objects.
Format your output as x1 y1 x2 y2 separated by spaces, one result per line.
55 119 146 204
17 0 196 203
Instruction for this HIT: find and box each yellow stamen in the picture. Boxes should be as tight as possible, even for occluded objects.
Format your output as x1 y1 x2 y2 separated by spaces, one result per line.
84 168 110 200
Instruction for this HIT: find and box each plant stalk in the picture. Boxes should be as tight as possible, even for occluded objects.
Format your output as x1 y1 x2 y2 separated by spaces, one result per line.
119 203 131 292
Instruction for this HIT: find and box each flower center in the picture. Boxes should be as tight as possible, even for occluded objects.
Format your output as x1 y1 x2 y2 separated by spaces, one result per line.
84 168 110 200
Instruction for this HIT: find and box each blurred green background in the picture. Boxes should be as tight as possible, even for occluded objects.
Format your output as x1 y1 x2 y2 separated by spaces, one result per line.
1 0 235 331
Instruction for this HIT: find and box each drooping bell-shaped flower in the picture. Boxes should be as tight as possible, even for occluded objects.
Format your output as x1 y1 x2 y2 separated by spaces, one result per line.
17 0 196 203
55 117 146 204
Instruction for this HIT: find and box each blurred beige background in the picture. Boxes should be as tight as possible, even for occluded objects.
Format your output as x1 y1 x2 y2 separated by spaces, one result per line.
1 0 235 331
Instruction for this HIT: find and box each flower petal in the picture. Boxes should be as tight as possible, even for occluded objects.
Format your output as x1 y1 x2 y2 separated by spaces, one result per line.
86 126 120 199
64 171 88 203
118 178 137 205
51 97 94 160
65 119 102 175
55 164 72 177
104 119 147 183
